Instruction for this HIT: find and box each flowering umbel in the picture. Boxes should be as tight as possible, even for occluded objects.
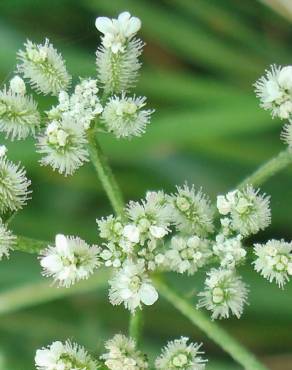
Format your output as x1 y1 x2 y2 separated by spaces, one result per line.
101 334 148 370
0 146 31 213
35 340 97 370
0 77 40 140
95 12 143 93
155 337 207 370
40 234 100 287
35 335 207 369
253 239 292 288
17 39 71 96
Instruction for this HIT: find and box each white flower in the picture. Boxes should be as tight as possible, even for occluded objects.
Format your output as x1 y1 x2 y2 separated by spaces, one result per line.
217 185 271 236
97 215 124 242
123 224 141 244
0 85 40 140
126 195 170 242
37 117 89 176
0 155 31 214
35 340 97 370
100 242 124 268
169 184 214 236
102 94 153 138
109 260 158 312
96 12 141 53
216 191 237 215
0 220 16 260
254 64 292 119
165 235 211 275
228 186 271 236
40 234 100 287
149 225 168 239
47 78 103 130
17 39 71 96
100 334 148 370
155 337 207 370
253 239 292 288
197 269 248 320
9 76 26 95
213 234 246 269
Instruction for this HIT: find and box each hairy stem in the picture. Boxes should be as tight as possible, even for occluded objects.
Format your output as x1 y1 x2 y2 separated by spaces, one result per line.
87 129 124 217
238 148 292 189
129 310 143 345
154 277 268 370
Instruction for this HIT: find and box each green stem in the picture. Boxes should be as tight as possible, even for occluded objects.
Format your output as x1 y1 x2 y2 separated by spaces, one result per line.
154 277 268 370
129 310 143 345
14 236 47 254
0 270 110 316
237 148 292 189
87 129 124 217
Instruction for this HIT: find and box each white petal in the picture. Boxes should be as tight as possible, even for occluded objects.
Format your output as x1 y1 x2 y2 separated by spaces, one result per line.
40 255 63 273
149 225 168 239
118 11 131 23
95 17 114 34
125 17 141 37
55 234 69 254
139 283 158 305
216 195 231 215
120 288 133 300
123 224 140 243
278 65 292 90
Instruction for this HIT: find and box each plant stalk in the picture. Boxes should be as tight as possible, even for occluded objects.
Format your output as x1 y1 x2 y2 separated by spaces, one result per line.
237 148 292 189
87 129 124 217
154 277 268 370
129 310 143 345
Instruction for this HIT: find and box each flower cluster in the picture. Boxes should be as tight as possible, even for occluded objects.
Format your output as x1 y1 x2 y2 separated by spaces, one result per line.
1 12 153 177
95 11 143 93
217 186 271 236
253 239 292 288
46 78 103 130
101 334 148 370
17 39 71 96
95 183 269 319
35 340 97 370
101 94 153 138
40 234 100 287
197 269 248 320
0 76 40 140
0 145 31 214
254 65 292 149
38 181 274 319
0 145 30 262
155 337 207 370
35 335 207 370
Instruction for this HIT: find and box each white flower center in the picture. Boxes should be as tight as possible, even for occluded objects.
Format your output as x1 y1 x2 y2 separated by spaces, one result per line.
212 287 225 304
172 353 188 367
176 196 190 212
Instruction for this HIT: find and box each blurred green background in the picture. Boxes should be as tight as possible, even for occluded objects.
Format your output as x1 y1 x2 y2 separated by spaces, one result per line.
1 0 292 369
